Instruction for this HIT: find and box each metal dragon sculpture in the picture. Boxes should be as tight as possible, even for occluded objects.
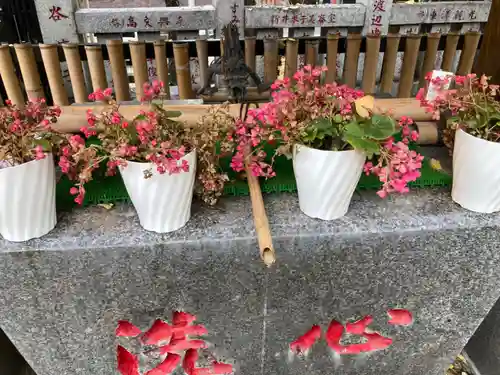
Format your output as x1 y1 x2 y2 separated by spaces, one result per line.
197 23 269 112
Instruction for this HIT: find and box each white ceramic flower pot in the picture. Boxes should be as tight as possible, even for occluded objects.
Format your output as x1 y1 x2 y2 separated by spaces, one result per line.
0 155 57 242
452 129 500 213
292 144 365 220
119 150 196 233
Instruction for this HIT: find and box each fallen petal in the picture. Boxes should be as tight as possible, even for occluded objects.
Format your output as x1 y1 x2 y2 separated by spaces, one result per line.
182 349 199 375
212 362 233 374
325 319 344 351
145 353 181 375
116 321 142 337
142 319 173 345
172 311 197 327
387 309 413 326
362 332 393 351
117 345 140 375
193 368 212 375
289 325 321 354
160 339 207 354
345 315 374 335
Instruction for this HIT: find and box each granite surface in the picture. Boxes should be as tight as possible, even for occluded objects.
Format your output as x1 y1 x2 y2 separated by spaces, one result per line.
1 188 500 375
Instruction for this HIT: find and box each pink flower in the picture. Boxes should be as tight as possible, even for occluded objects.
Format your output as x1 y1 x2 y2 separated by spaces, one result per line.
103 88 113 97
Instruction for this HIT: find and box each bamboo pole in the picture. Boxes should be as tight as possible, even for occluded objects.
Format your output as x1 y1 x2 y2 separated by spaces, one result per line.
0 45 25 107
196 39 209 92
106 40 131 102
153 41 170 99
84 45 108 93
129 41 149 101
172 43 194 99
326 33 340 83
245 158 276 267
14 43 44 100
380 33 400 94
415 121 439 145
285 38 298 79
398 35 422 98
419 33 441 88
457 32 481 76
305 40 319 67
264 38 279 84
39 44 69 106
62 43 87 103
441 33 460 72
343 32 362 88
362 34 381 94
51 98 433 133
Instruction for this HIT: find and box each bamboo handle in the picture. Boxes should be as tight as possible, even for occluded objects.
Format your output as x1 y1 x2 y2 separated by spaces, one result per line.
245 160 276 267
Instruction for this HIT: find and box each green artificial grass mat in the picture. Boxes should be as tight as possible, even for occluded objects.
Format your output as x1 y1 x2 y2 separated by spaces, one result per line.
55 145 452 211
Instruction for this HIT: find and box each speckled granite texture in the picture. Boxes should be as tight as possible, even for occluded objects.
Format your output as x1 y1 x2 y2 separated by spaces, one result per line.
1 188 500 375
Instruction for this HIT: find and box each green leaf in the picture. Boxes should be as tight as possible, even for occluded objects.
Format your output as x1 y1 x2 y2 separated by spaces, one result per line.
309 117 332 131
344 121 364 138
126 125 139 144
164 110 182 118
333 114 344 123
363 115 396 140
33 139 52 152
343 134 380 158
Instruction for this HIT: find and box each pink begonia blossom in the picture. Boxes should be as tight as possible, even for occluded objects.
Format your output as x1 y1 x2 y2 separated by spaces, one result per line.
231 65 423 198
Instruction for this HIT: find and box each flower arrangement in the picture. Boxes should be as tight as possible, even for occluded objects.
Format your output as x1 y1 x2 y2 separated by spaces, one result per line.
230 65 423 199
418 73 500 152
60 81 233 207
0 98 65 241
0 98 63 168
116 312 233 375
418 73 500 213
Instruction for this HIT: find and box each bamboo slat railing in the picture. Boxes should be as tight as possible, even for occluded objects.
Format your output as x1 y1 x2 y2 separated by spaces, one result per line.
0 29 481 146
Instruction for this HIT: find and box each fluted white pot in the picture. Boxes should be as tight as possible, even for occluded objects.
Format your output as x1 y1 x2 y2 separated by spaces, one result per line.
0 155 57 242
119 150 196 233
292 144 365 220
452 129 500 213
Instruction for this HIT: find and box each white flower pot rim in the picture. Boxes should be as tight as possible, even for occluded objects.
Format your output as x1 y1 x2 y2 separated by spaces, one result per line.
119 149 196 167
295 143 359 154
457 128 497 145
0 155 50 171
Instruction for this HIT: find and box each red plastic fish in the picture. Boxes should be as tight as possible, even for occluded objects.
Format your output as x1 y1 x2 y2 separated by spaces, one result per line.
345 315 373 335
212 361 233 374
117 345 140 375
142 319 173 345
116 321 142 337
387 309 413 326
182 349 199 375
290 325 322 354
145 353 181 375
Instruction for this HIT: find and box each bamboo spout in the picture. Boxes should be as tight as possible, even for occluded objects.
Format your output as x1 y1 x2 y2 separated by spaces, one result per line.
245 160 276 267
